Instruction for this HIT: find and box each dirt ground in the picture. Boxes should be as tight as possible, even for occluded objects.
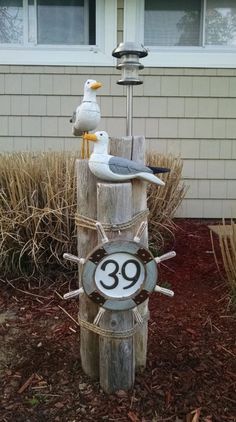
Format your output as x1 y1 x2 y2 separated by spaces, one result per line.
0 219 236 422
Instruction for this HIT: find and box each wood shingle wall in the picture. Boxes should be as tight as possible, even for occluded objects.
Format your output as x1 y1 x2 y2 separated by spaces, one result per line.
0 65 235 218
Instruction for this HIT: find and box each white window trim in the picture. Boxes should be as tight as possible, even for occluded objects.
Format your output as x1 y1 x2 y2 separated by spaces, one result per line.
0 0 117 66
124 0 236 68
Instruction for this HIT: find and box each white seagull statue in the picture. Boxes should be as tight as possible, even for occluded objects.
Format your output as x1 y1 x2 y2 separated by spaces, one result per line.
70 79 102 158
84 131 169 185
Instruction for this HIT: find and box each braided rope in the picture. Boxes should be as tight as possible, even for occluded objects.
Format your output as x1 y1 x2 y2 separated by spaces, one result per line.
78 313 149 339
75 209 149 232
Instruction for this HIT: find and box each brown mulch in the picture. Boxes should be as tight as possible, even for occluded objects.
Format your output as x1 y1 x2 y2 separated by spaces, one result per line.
0 219 236 422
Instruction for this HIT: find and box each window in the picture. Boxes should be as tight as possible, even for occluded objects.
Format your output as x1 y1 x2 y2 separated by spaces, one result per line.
0 0 117 65
124 0 236 67
205 0 236 46
36 0 95 46
0 0 24 44
144 0 201 47
144 0 236 47
0 0 95 46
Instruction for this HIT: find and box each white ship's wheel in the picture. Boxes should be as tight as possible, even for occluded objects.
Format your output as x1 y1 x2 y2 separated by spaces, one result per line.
63 222 175 323
82 240 157 311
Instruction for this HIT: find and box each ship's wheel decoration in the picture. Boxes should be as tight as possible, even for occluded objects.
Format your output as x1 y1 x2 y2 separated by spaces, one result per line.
63 222 175 325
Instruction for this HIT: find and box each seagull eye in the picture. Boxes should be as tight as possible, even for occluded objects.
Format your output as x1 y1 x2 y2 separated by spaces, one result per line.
100 133 103 136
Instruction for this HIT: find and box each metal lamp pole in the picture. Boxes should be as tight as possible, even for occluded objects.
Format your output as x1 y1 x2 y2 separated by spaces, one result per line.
127 85 133 137
112 42 148 137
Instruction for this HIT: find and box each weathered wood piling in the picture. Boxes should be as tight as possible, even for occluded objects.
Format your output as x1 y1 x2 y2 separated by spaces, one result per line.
76 136 149 391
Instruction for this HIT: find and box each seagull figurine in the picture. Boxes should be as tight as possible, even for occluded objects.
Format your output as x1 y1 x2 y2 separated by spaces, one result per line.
70 79 102 158
84 131 170 185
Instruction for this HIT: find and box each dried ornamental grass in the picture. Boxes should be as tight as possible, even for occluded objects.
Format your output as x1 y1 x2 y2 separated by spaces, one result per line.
0 153 77 278
210 220 236 307
146 152 187 247
0 152 186 279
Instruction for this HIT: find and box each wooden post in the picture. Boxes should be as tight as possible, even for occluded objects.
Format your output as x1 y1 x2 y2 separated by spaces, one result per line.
97 182 135 393
131 136 149 371
76 135 149 384
75 137 132 381
76 159 99 379
110 136 132 159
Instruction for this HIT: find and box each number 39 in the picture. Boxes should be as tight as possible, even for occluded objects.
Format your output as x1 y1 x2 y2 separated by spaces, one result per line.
99 259 141 290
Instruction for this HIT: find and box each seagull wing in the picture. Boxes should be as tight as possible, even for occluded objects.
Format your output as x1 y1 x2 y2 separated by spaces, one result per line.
75 104 82 119
69 111 76 123
109 156 153 175
71 104 84 135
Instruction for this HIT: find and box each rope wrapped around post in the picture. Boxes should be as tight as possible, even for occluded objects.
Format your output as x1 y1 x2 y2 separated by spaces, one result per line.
78 313 149 339
75 209 149 232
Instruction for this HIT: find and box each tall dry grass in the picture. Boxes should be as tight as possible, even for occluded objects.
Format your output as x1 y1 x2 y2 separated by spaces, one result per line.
0 153 77 278
210 220 236 307
147 152 187 248
0 152 186 279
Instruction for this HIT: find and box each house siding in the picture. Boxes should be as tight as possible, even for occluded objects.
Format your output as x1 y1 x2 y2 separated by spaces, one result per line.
0 66 235 218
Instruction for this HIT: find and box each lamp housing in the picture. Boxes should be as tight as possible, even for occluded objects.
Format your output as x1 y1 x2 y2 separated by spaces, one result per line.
112 42 148 85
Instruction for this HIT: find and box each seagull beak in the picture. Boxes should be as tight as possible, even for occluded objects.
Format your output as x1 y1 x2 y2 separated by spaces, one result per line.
91 82 102 90
84 133 98 142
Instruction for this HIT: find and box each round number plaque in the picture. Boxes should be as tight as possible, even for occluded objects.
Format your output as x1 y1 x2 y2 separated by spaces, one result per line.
81 240 158 311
